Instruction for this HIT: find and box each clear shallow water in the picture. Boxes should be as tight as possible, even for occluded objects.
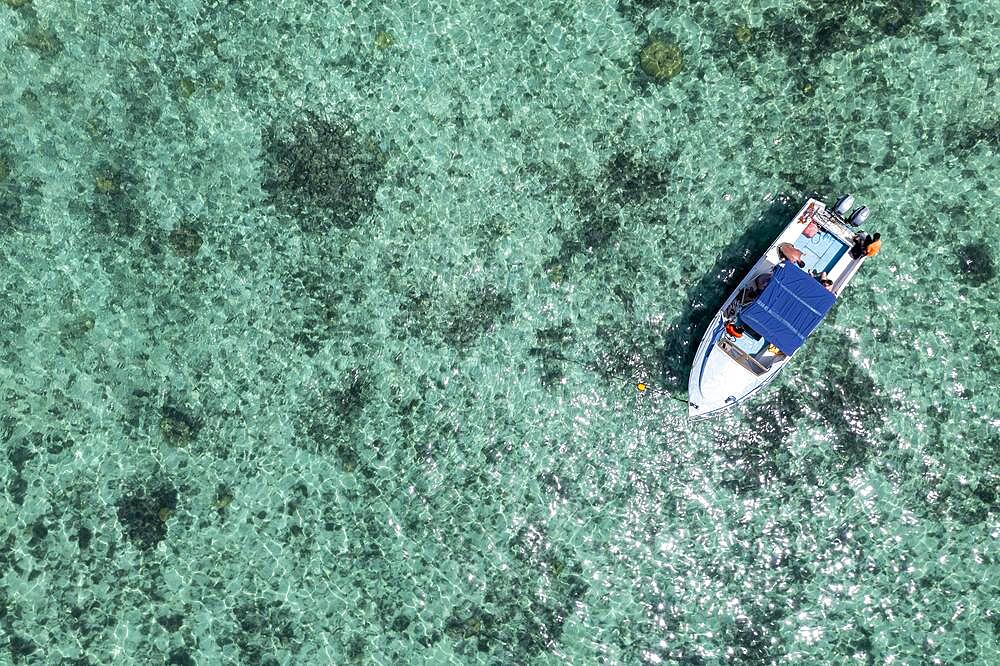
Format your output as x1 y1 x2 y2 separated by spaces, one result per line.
1 0 997 663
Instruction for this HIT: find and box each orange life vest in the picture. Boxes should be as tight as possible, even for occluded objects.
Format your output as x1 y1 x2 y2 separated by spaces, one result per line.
866 239 882 257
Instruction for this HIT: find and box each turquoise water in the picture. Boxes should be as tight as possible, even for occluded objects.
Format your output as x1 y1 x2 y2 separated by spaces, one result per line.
1 0 998 662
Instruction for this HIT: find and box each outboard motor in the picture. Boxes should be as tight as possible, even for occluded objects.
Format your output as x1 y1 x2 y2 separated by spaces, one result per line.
833 194 854 217
847 205 870 227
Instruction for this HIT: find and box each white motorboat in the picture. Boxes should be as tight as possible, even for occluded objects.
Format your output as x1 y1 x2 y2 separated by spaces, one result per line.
687 195 873 420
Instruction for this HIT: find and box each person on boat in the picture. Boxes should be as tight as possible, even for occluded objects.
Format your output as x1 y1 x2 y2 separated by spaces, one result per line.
864 233 882 257
754 272 772 293
851 232 882 259
815 271 834 291
777 242 806 267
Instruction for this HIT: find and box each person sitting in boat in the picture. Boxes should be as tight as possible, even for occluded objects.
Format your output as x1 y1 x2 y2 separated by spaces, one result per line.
864 233 882 257
851 232 882 259
753 272 772 293
815 271 834 291
777 242 806 268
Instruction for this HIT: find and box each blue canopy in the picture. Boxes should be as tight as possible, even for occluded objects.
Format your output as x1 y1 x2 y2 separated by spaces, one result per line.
740 262 836 355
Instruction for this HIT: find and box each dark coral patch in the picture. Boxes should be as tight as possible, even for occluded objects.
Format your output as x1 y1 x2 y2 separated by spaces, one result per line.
0 151 28 235
19 29 63 55
327 368 369 424
615 0 679 27
869 0 931 36
956 242 995 285
116 484 178 550
529 321 575 387
9 634 36 660
60 311 96 346
88 162 147 240
442 286 513 348
262 112 386 232
283 256 368 355
443 536 588 661
168 649 195 666
593 318 661 385
160 405 202 445
913 430 999 526
76 526 92 550
300 368 370 458
392 289 435 341
158 614 185 632
548 149 672 275
168 223 203 257
393 285 513 350
232 600 297 663
639 39 683 82
7 441 34 473
712 0 932 85
723 598 789 662
947 118 999 155
601 150 672 209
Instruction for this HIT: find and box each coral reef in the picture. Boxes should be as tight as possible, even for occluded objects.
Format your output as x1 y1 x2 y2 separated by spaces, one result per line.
59 311 96 346
262 113 387 232
0 151 26 234
615 0 679 27
707 0 934 90
300 367 370 458
956 242 995 285
282 252 369 354
88 162 146 239
734 24 752 45
231 600 298 664
374 30 394 49
639 39 683 82
528 321 575 387
392 285 513 350
869 0 930 36
168 223 203 258
947 118 999 154
19 29 62 55
544 147 673 284
177 77 197 99
160 405 202 445
452 529 586 660
441 286 513 348
116 483 179 550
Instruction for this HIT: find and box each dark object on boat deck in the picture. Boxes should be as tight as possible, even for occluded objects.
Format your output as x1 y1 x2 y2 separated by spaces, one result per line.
851 231 881 259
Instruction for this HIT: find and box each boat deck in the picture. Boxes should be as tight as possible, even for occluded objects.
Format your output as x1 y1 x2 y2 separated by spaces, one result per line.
726 200 859 361
793 228 848 275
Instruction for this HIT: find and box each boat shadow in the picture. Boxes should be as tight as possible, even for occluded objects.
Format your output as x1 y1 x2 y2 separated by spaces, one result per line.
658 196 798 391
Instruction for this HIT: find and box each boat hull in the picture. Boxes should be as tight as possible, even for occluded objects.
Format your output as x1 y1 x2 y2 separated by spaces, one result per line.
686 198 867 419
